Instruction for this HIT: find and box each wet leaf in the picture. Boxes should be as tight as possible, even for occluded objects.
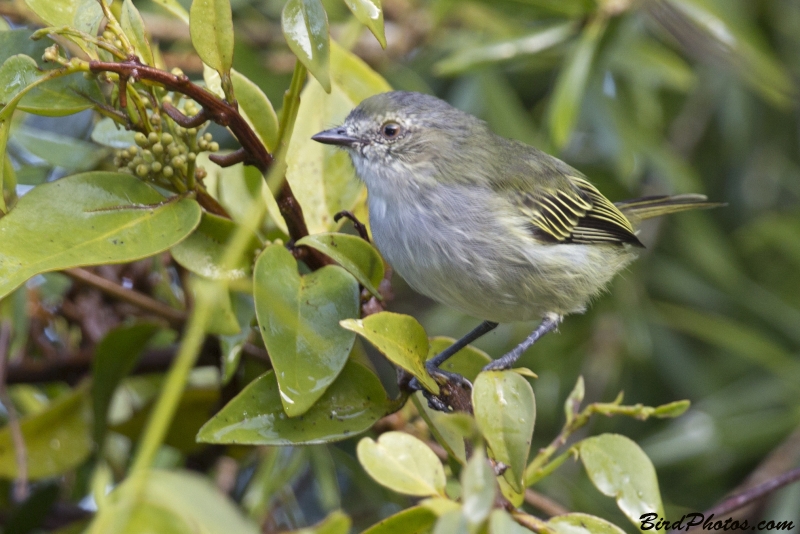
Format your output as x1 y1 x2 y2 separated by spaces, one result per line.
282 0 330 92
357 431 446 497
298 232 384 297
285 42 390 234
171 212 261 281
472 371 535 492
340 312 439 394
197 361 394 445
254 244 359 416
190 0 234 75
578 434 664 526
0 172 201 300
0 385 91 479
343 0 386 48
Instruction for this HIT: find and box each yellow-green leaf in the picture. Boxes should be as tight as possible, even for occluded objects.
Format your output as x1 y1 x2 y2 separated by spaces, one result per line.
343 0 386 48
282 0 331 92
357 432 446 497
121 0 154 65
297 232 384 297
190 0 234 75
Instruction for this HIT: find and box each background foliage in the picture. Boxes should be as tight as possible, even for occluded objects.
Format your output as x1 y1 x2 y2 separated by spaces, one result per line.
0 0 798 532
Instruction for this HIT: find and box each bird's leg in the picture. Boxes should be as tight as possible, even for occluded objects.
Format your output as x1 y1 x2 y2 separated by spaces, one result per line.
483 314 561 371
410 321 499 411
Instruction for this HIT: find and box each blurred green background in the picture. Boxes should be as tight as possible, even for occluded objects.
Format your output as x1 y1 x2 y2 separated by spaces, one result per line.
3 0 800 530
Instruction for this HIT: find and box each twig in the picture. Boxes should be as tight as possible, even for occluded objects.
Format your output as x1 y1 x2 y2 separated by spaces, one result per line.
64 268 186 327
524 489 570 517
88 57 313 244
0 321 29 502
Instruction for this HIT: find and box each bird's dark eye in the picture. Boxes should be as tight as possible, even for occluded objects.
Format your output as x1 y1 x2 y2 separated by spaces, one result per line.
381 121 402 139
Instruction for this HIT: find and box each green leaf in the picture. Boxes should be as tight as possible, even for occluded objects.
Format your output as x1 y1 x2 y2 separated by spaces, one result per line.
0 172 202 301
361 506 438 534
194 277 240 336
86 469 260 534
0 54 102 117
91 117 137 149
461 448 496 526
652 400 690 418
92 322 161 451
282 0 331 92
472 371 536 493
24 0 103 37
0 385 92 479
357 431 446 497
297 232 384 298
340 312 439 394
432 510 469 534
254 244 359 416
546 17 606 149
171 212 261 281
190 0 234 75
220 293 256 385
432 337 492 384
343 0 386 48
0 29 50 65
577 434 664 526
121 0 154 66
12 125 109 171
197 361 394 445
290 511 351 534
489 510 534 534
285 42 390 234
547 513 626 534
412 392 467 464
232 70 279 151
564 376 584 425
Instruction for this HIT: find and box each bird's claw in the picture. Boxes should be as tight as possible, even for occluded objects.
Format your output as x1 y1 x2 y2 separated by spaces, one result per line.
409 366 472 412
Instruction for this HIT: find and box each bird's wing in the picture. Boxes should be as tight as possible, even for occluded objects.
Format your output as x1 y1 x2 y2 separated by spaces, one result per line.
511 175 644 247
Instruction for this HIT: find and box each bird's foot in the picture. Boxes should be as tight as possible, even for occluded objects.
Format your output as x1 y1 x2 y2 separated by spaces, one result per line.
409 365 473 413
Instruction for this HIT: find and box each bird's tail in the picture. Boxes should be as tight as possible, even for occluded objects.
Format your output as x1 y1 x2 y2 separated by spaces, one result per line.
615 194 723 221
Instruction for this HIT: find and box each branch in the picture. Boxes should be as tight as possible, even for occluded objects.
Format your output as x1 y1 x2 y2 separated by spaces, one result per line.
88 57 312 243
64 267 186 327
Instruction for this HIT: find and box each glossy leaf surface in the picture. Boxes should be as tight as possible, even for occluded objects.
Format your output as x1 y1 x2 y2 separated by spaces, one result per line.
473 371 536 492
357 431 446 497
297 232 384 298
361 506 437 534
0 172 202 300
340 312 439 394
343 0 386 48
578 434 664 526
197 361 393 444
254 244 359 416
282 0 330 92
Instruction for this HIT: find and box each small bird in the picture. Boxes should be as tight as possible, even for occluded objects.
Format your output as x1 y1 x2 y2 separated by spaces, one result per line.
313 91 718 406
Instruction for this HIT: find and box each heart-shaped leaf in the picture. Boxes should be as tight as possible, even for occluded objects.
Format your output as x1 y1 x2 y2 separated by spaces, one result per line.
340 312 439 394
472 371 536 492
282 0 330 92
577 433 664 526
298 233 384 297
254 244 359 416
0 172 202 301
357 431 446 497
197 361 394 444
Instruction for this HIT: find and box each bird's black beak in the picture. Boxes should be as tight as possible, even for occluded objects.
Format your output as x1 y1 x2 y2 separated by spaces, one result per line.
311 128 359 147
